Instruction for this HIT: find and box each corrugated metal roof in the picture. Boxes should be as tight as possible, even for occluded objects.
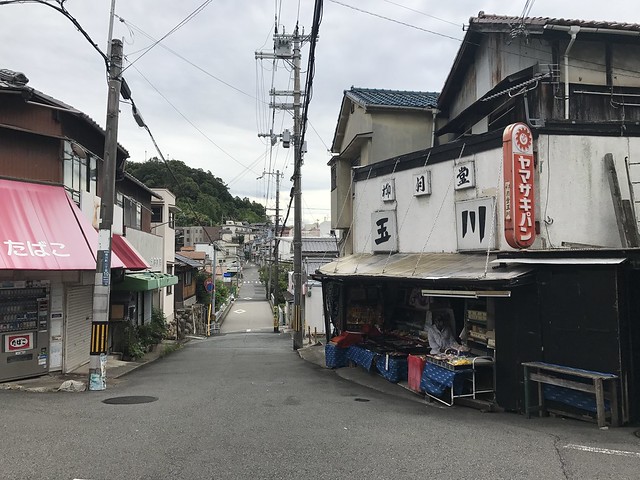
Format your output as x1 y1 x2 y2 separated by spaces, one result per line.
346 87 439 109
317 252 531 282
303 258 336 276
175 253 204 268
301 237 340 254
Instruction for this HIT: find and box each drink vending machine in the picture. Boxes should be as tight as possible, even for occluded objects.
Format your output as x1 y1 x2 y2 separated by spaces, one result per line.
0 280 50 382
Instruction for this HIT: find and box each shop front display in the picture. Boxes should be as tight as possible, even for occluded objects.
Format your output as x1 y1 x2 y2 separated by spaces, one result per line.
321 279 502 406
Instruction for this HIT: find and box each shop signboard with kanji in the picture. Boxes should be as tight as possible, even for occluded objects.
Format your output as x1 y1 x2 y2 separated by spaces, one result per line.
371 210 398 253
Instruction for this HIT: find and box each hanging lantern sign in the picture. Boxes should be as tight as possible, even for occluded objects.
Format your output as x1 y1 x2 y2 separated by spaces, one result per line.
503 123 535 249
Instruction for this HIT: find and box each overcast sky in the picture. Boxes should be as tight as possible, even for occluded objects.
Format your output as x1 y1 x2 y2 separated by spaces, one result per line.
2 1 639 225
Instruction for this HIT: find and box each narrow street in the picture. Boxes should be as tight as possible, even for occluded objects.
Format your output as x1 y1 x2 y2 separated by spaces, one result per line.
221 262 273 334
1 266 640 479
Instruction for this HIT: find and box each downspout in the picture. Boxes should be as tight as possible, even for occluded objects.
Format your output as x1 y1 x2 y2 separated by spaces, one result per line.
563 26 580 120
431 109 438 147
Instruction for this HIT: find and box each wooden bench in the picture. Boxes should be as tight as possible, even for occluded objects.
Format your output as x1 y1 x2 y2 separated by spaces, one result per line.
522 362 620 428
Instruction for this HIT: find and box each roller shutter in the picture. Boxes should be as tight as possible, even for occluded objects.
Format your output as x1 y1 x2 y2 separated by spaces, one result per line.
64 285 93 373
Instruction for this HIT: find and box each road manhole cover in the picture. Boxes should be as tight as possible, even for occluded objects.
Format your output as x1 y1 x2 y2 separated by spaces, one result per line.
102 396 158 405
354 398 370 402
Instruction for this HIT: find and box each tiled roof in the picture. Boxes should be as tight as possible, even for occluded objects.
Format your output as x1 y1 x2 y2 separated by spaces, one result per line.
471 13 640 32
346 87 439 109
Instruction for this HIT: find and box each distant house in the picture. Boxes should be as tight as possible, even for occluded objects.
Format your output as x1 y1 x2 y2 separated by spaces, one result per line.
174 253 203 309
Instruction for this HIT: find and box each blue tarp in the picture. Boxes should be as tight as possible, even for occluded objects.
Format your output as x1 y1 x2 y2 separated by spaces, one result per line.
420 362 470 396
346 345 377 371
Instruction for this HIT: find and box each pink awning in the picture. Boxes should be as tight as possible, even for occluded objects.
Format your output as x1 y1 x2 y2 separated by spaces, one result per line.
112 234 150 271
0 179 125 270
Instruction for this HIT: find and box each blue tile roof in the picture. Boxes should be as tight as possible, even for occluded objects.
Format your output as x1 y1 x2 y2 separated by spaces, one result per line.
346 87 439 109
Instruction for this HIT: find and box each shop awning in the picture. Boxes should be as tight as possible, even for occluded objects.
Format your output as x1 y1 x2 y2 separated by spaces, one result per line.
112 234 150 270
0 178 125 270
315 252 532 284
492 257 627 265
112 272 178 291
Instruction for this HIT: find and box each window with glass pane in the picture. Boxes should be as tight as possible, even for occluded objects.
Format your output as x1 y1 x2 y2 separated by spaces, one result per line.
63 140 95 204
151 206 162 223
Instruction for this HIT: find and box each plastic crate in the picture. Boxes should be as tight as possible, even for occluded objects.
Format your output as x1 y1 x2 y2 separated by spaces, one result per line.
408 354 427 392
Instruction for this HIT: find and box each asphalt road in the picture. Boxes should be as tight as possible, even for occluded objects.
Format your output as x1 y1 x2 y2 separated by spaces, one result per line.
2 269 640 479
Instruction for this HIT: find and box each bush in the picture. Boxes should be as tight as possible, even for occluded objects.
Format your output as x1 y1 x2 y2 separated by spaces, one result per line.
123 309 168 360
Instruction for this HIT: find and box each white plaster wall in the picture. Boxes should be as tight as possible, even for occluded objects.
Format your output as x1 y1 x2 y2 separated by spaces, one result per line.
304 281 325 335
536 134 638 248
353 134 640 254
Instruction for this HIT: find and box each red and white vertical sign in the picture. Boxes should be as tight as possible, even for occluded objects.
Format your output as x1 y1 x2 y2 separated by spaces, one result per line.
503 123 535 249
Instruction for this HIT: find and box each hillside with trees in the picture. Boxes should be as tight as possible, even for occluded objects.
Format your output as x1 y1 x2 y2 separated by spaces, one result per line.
125 158 267 226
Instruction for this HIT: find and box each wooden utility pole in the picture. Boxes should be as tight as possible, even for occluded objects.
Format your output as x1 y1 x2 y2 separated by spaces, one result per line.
88 38 123 390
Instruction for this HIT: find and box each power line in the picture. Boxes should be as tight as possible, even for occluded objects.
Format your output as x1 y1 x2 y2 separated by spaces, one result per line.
116 15 258 100
121 0 214 74
129 64 260 177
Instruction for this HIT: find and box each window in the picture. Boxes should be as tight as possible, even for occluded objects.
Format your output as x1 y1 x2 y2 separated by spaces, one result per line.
63 140 97 204
151 206 163 223
166 265 173 295
122 196 142 230
168 211 175 229
185 270 192 286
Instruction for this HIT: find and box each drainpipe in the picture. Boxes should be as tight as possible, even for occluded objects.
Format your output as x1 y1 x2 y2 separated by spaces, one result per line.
544 23 640 118
563 26 580 120
431 109 438 148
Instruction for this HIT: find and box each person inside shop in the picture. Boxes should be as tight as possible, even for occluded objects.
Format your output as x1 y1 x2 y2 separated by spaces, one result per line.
426 311 468 354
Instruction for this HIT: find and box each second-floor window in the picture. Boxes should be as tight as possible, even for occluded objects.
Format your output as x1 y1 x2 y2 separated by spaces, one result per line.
151 206 162 223
63 140 97 203
117 194 142 230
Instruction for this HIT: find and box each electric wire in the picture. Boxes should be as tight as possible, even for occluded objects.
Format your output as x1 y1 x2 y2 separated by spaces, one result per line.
129 64 260 177
116 15 257 101
121 0 213 74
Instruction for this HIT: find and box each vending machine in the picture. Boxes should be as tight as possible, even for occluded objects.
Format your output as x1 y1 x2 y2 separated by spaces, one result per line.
0 280 50 382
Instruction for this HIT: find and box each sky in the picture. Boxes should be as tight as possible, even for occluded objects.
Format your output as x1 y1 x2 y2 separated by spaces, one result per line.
2 0 640 226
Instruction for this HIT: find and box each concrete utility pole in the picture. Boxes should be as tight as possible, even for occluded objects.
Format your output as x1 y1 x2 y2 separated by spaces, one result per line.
291 28 303 350
88 38 123 391
256 26 309 349
257 169 283 331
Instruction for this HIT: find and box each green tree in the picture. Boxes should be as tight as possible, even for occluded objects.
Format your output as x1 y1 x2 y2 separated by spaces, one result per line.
125 158 266 225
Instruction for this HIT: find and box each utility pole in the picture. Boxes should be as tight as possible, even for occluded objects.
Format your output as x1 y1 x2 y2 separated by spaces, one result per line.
211 243 217 321
256 26 309 349
257 169 283 323
291 27 304 350
273 169 281 333
88 38 123 391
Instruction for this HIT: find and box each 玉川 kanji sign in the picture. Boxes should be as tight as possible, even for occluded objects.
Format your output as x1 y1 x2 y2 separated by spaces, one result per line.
503 123 535 249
